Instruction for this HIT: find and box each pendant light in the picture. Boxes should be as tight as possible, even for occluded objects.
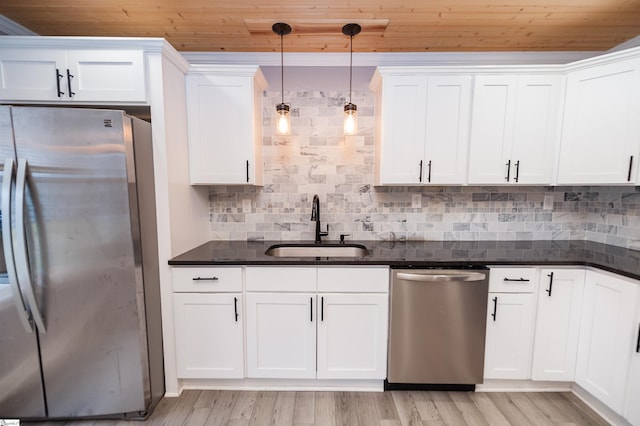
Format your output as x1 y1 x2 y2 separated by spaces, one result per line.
273 22 292 135
342 23 361 135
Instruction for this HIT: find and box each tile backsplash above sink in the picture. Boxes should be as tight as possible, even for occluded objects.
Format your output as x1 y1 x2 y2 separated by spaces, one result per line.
208 89 640 250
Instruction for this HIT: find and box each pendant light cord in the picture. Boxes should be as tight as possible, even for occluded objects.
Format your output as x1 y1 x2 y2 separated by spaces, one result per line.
348 33 353 104
280 33 285 104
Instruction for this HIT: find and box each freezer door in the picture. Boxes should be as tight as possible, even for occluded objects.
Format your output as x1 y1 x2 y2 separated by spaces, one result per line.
0 106 46 418
10 107 149 418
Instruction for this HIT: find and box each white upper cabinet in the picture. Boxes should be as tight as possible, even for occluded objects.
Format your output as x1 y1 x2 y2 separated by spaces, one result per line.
0 48 146 103
558 56 640 184
186 66 266 185
371 70 471 185
468 74 562 185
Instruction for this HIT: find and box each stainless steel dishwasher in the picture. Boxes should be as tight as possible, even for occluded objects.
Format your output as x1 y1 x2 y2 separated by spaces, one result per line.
386 268 489 390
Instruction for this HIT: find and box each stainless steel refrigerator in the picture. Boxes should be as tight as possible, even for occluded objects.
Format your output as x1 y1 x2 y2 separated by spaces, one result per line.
0 106 164 420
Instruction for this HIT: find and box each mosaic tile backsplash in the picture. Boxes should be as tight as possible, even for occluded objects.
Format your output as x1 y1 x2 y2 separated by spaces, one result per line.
208 89 640 250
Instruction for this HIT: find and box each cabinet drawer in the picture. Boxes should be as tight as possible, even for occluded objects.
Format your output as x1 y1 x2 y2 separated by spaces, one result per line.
246 267 316 292
489 267 537 292
172 267 242 292
317 267 389 293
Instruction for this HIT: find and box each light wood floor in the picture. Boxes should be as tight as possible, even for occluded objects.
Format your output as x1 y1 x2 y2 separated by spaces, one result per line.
25 390 609 426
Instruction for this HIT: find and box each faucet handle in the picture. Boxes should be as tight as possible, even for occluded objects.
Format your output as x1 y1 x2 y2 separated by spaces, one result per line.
339 233 350 243
320 224 329 237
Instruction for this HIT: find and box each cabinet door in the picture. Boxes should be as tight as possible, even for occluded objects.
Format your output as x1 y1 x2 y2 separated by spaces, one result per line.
468 76 518 184
510 75 562 184
186 74 260 185
245 292 316 379
531 269 585 381
0 49 67 101
65 50 146 102
317 293 388 380
173 293 244 379
424 76 472 184
624 309 640 425
558 57 640 184
575 271 639 413
377 75 428 185
484 292 536 379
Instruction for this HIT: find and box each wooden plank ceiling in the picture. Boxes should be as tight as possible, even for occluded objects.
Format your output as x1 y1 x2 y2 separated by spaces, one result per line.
1 0 640 52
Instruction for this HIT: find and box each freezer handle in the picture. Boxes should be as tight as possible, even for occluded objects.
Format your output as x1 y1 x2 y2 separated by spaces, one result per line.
2 158 33 333
396 271 486 282
15 158 46 333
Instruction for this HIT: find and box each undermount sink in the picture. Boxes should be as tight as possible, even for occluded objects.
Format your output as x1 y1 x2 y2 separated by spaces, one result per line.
265 243 369 258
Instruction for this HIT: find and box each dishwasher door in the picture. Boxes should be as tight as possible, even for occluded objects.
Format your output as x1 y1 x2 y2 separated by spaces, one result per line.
387 268 489 388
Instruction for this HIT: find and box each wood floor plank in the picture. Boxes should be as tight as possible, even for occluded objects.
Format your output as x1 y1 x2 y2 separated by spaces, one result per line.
204 390 238 426
182 406 211 426
193 390 220 408
525 392 573 424
144 393 179 426
314 392 336 426
430 391 469 425
248 391 278 426
486 392 534 426
390 390 423 426
354 392 380 426
556 392 610 426
372 390 400 421
229 391 258 421
408 391 443 423
466 392 510 426
157 390 201 426
448 391 489 426
505 392 554 426
271 391 296 425
334 392 359 426
293 391 315 425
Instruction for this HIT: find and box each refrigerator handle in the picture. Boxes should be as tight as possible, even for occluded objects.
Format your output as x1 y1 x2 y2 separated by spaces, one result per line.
2 158 33 333
15 158 46 333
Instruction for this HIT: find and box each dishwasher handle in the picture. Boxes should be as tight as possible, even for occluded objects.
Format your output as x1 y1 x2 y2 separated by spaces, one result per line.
396 271 486 282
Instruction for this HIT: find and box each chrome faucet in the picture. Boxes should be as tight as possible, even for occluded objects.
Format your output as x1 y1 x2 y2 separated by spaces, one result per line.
310 194 329 244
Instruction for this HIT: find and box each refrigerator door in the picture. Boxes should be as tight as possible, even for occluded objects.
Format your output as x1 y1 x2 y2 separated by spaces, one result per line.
0 106 46 418
10 107 150 418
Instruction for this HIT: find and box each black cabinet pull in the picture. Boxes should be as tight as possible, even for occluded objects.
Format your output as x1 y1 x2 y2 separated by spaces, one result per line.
246 160 250 183
310 297 313 322
192 276 219 281
514 160 520 183
505 160 511 182
427 160 432 183
321 296 324 322
635 323 640 353
546 272 554 297
55 69 64 97
491 296 498 321
503 277 530 282
418 160 423 182
66 69 75 97
233 297 239 322
628 156 634 182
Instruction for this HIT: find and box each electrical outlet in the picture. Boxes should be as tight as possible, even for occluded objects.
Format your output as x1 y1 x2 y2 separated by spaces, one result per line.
242 199 251 213
412 194 422 209
543 194 554 210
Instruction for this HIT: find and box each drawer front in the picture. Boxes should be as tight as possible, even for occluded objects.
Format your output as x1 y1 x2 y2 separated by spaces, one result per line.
246 267 317 292
489 267 537 292
317 267 389 293
173 267 242 292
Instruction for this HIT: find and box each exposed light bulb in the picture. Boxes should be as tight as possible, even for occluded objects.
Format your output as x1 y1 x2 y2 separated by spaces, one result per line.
276 103 290 135
344 103 357 135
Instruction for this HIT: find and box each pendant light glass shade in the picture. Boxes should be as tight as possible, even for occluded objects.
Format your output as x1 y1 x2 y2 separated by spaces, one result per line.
273 22 292 135
342 23 361 135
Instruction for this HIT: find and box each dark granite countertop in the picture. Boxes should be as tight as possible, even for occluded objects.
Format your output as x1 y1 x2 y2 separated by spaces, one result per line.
169 240 640 281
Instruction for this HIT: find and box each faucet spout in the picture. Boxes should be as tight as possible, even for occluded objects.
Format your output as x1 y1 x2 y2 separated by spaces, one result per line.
311 194 328 244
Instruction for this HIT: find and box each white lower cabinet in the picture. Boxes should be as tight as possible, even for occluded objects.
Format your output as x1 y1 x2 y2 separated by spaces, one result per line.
245 292 317 379
575 270 639 414
624 306 640 425
484 292 536 379
317 293 388 380
531 269 585 381
245 266 389 381
173 293 244 378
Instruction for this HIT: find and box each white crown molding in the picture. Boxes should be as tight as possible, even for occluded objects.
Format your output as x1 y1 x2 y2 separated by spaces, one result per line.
182 51 602 67
0 14 38 35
